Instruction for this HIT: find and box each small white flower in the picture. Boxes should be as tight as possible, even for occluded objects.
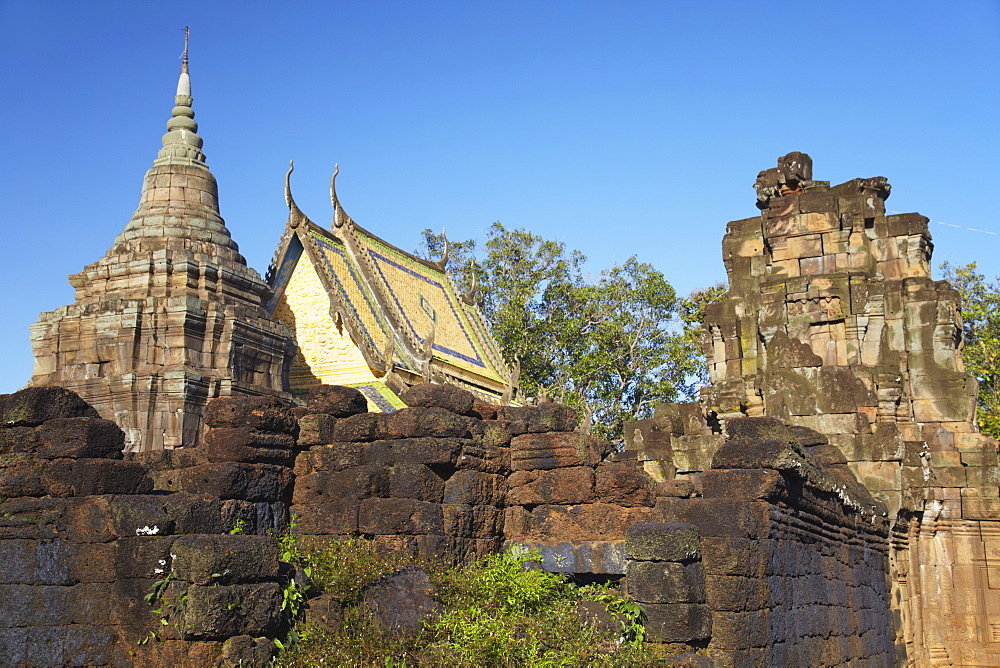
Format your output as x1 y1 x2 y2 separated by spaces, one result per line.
158 559 167 566
154 568 164 574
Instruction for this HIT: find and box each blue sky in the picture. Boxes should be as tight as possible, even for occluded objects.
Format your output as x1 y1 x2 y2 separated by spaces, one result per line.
1 0 998 393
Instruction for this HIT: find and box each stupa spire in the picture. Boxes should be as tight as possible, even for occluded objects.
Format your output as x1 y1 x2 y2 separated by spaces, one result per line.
156 26 206 167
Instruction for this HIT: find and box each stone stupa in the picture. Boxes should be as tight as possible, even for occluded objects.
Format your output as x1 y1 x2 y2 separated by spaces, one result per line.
29 30 294 451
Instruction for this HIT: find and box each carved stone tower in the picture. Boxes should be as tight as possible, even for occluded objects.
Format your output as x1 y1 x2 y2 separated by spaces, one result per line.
701 152 1000 665
29 35 294 451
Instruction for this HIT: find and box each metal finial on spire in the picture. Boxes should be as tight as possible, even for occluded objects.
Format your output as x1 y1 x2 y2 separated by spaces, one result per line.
156 26 205 166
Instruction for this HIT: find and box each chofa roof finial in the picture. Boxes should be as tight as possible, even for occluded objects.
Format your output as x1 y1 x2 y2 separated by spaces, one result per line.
284 160 310 229
331 164 354 229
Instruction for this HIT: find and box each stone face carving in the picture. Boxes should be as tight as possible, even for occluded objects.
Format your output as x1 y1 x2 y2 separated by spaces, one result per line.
29 53 293 452
696 153 1000 666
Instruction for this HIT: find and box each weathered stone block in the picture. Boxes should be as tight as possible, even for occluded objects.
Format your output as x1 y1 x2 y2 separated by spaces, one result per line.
331 413 388 443
291 501 358 534
510 432 608 470
765 331 823 368
504 504 660 542
42 458 153 497
641 603 712 643
498 404 579 435
358 498 444 535
387 464 446 502
726 416 793 442
652 403 685 434
506 467 594 505
220 636 277 666
678 499 773 539
399 383 475 416
203 396 297 435
295 413 336 447
593 462 655 507
479 420 513 447
710 609 773 650
171 535 280 585
626 561 705 603
205 427 296 466
0 539 36 584
292 465 388 505
220 499 287 536
36 417 124 459
704 574 771 611
113 536 178 579
710 438 808 471
360 567 443 637
179 462 294 502
442 470 505 506
181 582 282 639
301 442 366 472
442 504 502 538
702 468 786 500
0 584 71 627
385 407 475 439
671 434 725 473
362 438 465 467
962 496 1000 520
625 522 701 562
0 426 41 456
506 539 626 574
852 461 901 492
0 387 99 426
303 384 369 418
0 456 46 497
456 442 509 473
164 492 224 534
469 401 499 421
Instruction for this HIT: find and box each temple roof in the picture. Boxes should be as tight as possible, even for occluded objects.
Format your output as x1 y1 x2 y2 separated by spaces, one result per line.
266 164 515 402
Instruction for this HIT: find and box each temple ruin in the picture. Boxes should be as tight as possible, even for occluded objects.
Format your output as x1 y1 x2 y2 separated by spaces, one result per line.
628 152 1000 664
4 38 998 666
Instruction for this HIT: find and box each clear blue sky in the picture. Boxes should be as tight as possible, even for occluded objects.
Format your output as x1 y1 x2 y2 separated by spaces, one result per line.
1 0 998 393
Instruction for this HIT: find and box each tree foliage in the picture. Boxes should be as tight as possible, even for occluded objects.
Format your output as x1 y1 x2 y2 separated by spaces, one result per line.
420 223 713 440
940 262 1000 438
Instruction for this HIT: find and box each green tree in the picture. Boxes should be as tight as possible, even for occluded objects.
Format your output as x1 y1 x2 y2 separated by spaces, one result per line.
940 262 1000 438
420 224 710 440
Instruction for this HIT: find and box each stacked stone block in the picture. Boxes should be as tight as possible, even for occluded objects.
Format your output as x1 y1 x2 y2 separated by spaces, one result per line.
0 387 285 666
130 395 300 537
658 417 895 666
505 405 663 574
624 523 710 650
624 402 724 494
291 383 507 560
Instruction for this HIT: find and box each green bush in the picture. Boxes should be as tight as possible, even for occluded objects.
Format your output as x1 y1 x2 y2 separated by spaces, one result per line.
275 537 661 667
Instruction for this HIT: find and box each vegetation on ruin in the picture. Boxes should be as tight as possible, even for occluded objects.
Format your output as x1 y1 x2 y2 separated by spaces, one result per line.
274 535 661 667
420 224 721 440
940 262 1000 438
